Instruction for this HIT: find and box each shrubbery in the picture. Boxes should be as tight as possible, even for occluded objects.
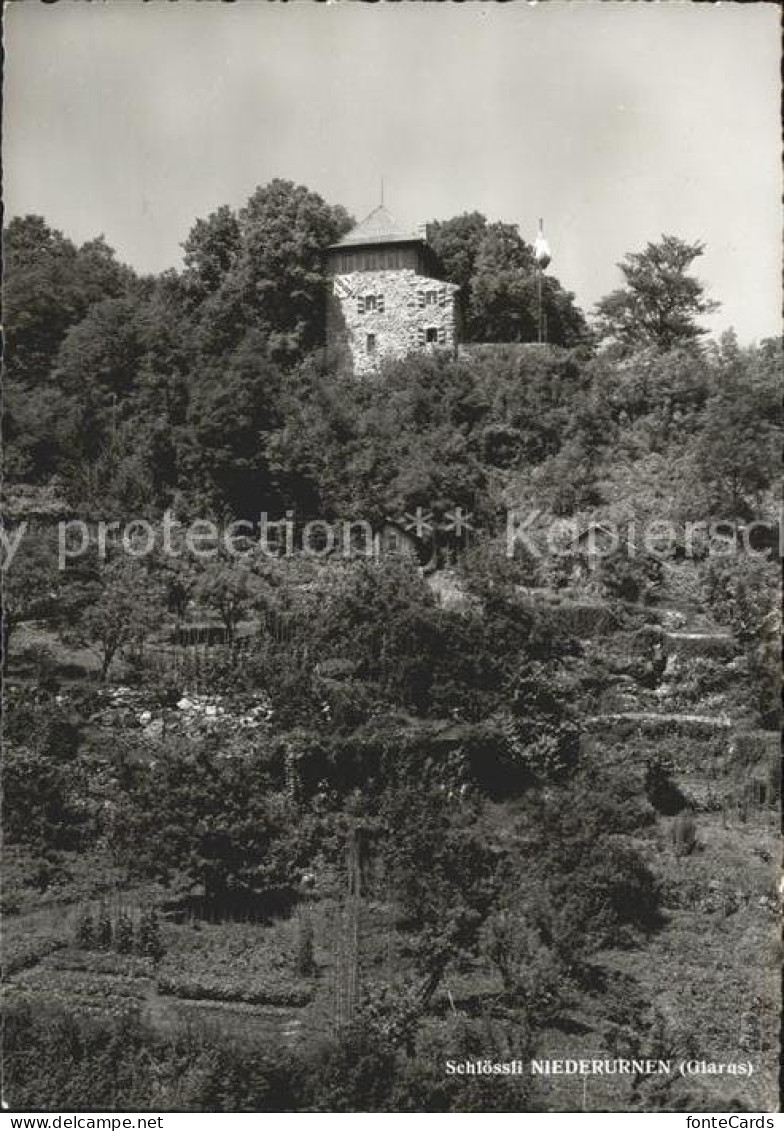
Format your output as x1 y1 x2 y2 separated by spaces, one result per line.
645 757 688 816
73 905 166 961
156 974 311 1008
671 812 698 857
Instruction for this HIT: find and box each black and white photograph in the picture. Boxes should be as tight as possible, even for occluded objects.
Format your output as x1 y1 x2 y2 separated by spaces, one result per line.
1 0 781 1119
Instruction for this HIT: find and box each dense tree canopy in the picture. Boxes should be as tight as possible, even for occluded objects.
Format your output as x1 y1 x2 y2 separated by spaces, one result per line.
190 180 353 363
695 333 781 517
429 212 587 346
3 190 777 536
3 216 135 386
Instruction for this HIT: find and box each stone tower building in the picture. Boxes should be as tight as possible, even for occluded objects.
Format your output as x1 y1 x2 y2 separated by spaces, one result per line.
326 205 459 377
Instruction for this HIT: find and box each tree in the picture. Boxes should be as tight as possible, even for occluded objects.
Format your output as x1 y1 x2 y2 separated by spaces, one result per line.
3 744 89 852
2 218 137 482
469 223 538 342
273 351 494 530
596 546 663 605
315 558 443 707
195 562 265 646
114 911 134 955
507 773 661 964
191 179 352 364
136 908 165 961
68 561 163 680
506 659 580 780
182 204 242 300
1 527 61 672
695 335 780 517
699 554 780 729
671 812 698 858
429 214 586 346
295 914 316 977
468 222 586 345
3 380 78 482
183 335 284 516
485 908 566 1024
3 216 134 387
379 784 500 1007
2 698 90 852
49 297 152 493
75 909 95 949
644 756 688 816
54 297 147 400
595 235 719 353
427 211 488 329
111 735 296 906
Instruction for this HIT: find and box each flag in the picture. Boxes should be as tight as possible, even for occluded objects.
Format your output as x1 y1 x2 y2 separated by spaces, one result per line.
534 229 552 269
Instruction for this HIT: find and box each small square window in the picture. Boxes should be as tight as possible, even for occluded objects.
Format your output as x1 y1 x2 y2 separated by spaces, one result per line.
366 333 377 354
425 327 439 344
425 290 437 305
364 294 377 312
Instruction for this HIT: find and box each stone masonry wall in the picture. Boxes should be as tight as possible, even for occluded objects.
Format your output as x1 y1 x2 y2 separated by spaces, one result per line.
327 269 459 377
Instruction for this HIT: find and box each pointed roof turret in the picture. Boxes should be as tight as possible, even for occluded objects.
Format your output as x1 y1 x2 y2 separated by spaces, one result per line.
330 205 423 249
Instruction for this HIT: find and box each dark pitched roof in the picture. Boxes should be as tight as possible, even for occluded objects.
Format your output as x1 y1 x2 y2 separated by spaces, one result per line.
329 205 423 249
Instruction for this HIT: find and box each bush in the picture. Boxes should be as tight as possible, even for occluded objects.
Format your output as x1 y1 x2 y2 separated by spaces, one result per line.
3 1003 300 1111
94 907 112 950
46 948 154 976
156 973 311 1007
506 660 581 782
74 908 95 949
598 549 663 604
765 754 780 806
136 908 165 962
114 911 134 955
671 812 698 857
515 779 662 958
645 757 688 815
4 934 66 976
296 914 316 978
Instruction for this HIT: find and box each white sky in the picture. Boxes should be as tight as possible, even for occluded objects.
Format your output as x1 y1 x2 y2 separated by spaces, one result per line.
4 1 781 343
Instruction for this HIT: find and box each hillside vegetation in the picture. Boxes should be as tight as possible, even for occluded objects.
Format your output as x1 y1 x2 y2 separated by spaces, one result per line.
2 181 780 1113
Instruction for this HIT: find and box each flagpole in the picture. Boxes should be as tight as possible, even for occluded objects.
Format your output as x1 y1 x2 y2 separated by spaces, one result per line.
534 218 551 345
